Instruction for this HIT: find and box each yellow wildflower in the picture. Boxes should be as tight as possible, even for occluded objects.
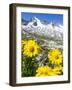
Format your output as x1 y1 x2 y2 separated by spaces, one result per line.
36 66 54 76
23 40 42 57
36 65 63 77
48 48 62 65
53 65 63 75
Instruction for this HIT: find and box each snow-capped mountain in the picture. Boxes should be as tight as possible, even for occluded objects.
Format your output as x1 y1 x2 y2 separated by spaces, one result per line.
21 17 63 49
22 17 63 41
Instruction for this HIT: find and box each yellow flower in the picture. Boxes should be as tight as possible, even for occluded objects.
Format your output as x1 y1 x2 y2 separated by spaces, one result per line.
22 40 42 57
36 65 63 77
36 66 54 76
48 48 62 65
53 65 63 75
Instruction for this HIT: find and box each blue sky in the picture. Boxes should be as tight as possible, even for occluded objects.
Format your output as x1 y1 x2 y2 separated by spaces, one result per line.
21 12 63 25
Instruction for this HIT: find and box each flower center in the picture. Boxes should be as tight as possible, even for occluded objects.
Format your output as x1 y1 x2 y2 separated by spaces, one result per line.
55 55 59 59
29 46 34 52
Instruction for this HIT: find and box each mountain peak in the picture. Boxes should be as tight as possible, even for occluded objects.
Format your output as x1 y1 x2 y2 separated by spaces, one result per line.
31 17 40 22
32 17 38 20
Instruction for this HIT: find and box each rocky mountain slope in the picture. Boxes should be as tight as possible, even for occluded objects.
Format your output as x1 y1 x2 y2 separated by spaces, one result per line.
21 17 63 49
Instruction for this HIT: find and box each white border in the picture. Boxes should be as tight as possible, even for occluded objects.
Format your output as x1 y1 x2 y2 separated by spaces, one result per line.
16 7 68 83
